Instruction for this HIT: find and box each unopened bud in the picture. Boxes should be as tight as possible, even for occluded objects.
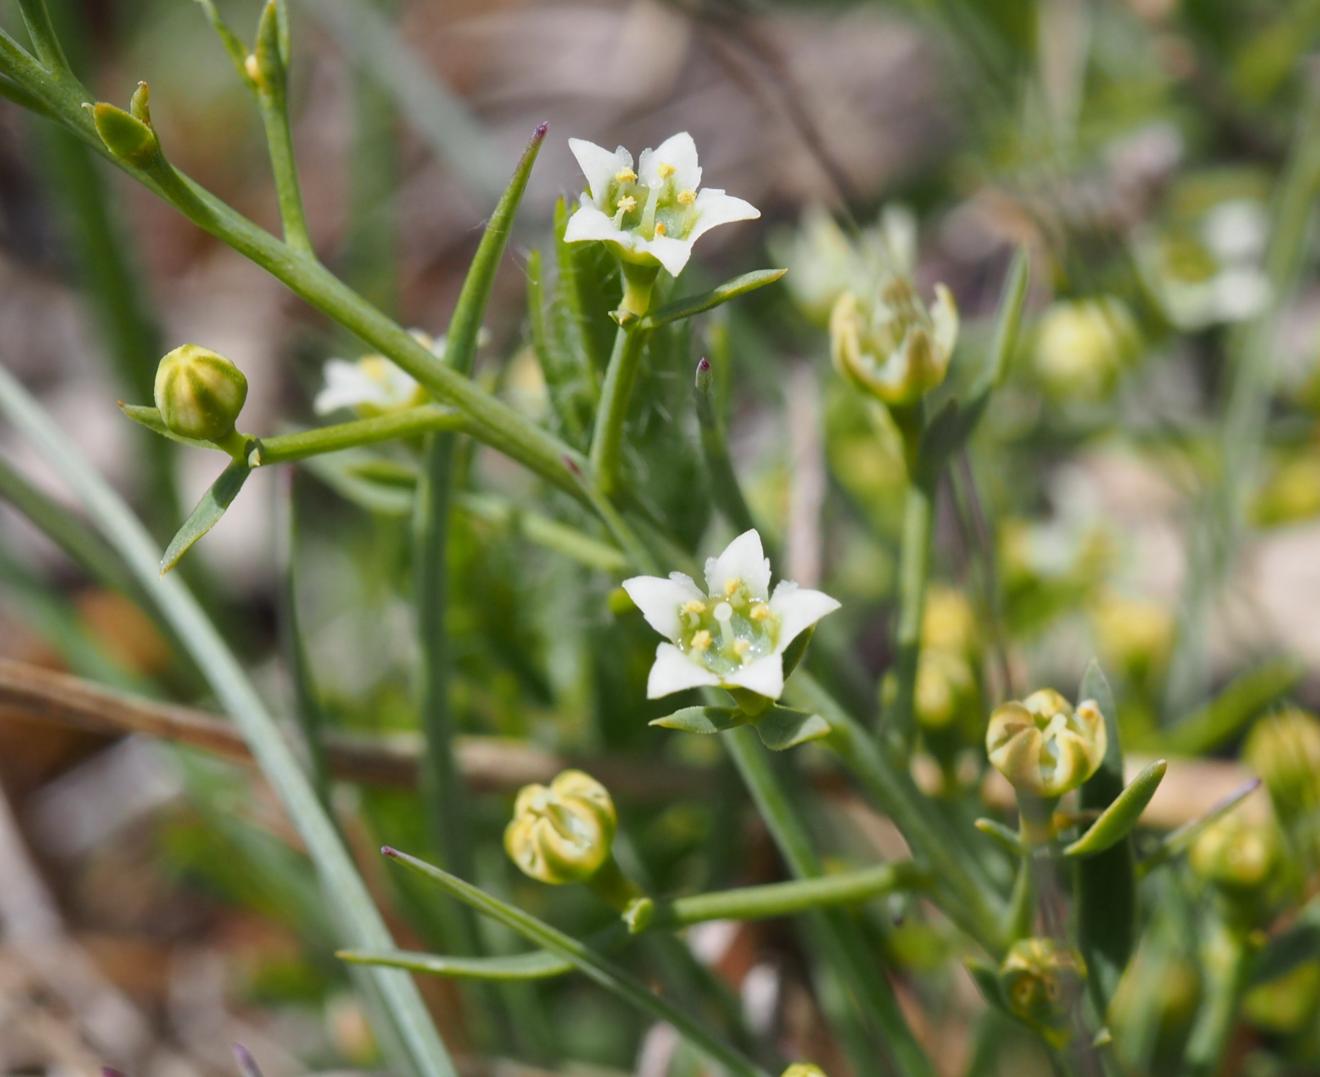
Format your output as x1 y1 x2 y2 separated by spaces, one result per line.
999 938 1087 1045
830 278 958 407
986 688 1107 798
782 1066 828 1077
504 769 617 885
1033 296 1139 401
90 100 159 167
1243 708 1320 821
154 344 248 444
1189 812 1279 897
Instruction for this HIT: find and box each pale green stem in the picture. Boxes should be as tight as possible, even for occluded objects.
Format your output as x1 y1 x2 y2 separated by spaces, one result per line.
723 725 936 1077
887 470 936 748
1185 923 1249 1076
589 323 649 496
251 406 467 464
256 84 313 254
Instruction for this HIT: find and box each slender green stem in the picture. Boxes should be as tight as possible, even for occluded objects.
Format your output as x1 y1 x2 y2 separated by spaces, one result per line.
252 1 313 253
655 861 928 928
589 323 649 496
457 492 628 574
887 470 936 747
723 725 935 1077
374 848 769 1077
803 675 1005 952
0 367 455 1077
1185 923 1249 1076
254 406 467 464
694 357 757 536
16 0 68 72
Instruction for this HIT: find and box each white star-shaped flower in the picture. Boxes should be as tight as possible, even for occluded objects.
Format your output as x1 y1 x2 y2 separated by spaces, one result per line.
623 529 840 701
564 132 759 278
313 329 486 417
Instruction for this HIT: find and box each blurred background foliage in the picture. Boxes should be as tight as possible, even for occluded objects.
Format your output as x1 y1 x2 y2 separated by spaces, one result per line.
1 0 1319 1073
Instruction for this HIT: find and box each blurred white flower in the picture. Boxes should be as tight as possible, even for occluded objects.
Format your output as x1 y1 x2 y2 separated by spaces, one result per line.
313 329 485 417
564 132 759 280
623 529 839 701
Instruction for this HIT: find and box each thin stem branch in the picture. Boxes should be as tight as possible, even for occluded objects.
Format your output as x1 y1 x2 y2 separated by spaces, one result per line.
252 1 313 253
589 323 649 496
252 405 467 464
887 470 936 746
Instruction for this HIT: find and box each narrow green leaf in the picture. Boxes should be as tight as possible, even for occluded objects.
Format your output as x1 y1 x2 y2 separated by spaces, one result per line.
1074 659 1134 1012
377 847 768 1076
640 268 787 330
160 460 251 574
192 0 252 80
974 817 1026 857
650 705 747 735
982 248 1029 391
1156 661 1303 755
755 706 831 751
1064 759 1167 858
0 366 457 1075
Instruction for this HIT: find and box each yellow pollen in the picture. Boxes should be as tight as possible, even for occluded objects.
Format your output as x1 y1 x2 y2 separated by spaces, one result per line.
653 222 667 236
750 603 771 621
677 189 696 205
360 356 391 384
723 578 742 597
733 639 750 658
658 162 676 179
681 600 706 614
615 167 637 183
616 195 637 213
691 630 712 652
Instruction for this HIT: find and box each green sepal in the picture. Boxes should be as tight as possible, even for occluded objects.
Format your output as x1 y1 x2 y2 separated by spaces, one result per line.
639 268 787 330
974 816 1027 857
129 81 151 126
160 459 251 574
119 403 217 451
650 705 748 735
90 100 159 166
1064 758 1167 858
755 706 831 751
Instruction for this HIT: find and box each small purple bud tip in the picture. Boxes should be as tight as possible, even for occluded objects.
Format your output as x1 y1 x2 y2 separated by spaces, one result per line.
696 357 711 373
533 121 550 139
563 455 582 476
381 845 399 858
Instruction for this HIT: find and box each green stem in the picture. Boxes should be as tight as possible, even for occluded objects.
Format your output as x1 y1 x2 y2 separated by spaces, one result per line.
804 675 1005 953
655 861 928 928
723 725 935 1077
16 0 68 72
376 847 769 1077
589 323 649 496
888 470 936 748
694 357 757 536
256 88 313 254
253 406 466 464
1184 923 1249 1076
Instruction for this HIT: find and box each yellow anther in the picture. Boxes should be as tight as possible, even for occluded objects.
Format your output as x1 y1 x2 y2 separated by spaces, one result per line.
677 189 696 206
653 222 667 236
616 195 637 213
749 603 771 622
658 162 676 179
615 167 637 183
360 356 391 383
690 630 712 652
681 600 707 615
732 639 750 658
723 578 742 597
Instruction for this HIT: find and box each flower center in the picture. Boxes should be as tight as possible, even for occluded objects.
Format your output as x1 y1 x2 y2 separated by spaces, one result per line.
676 579 780 675
605 166 700 242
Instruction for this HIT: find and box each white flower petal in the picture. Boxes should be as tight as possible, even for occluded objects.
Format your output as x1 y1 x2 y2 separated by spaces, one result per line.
638 233 695 277
647 642 721 699
932 283 959 358
314 358 418 414
569 138 632 204
564 197 625 244
639 131 701 191
622 572 703 641
770 581 842 649
704 529 772 599
687 189 760 245
723 654 784 699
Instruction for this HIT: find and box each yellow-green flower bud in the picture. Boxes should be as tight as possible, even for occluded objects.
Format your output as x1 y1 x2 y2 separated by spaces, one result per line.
1188 812 1279 898
921 584 980 659
829 277 958 407
504 769 617 885
154 344 248 444
1243 708 1320 821
1032 296 1139 401
999 938 1087 1045
1090 592 1173 682
986 688 1107 798
781 1066 828 1077
916 648 977 733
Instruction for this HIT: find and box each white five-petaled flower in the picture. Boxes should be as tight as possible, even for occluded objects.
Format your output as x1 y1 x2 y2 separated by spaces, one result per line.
623 529 840 701
564 132 759 279
313 329 486 417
